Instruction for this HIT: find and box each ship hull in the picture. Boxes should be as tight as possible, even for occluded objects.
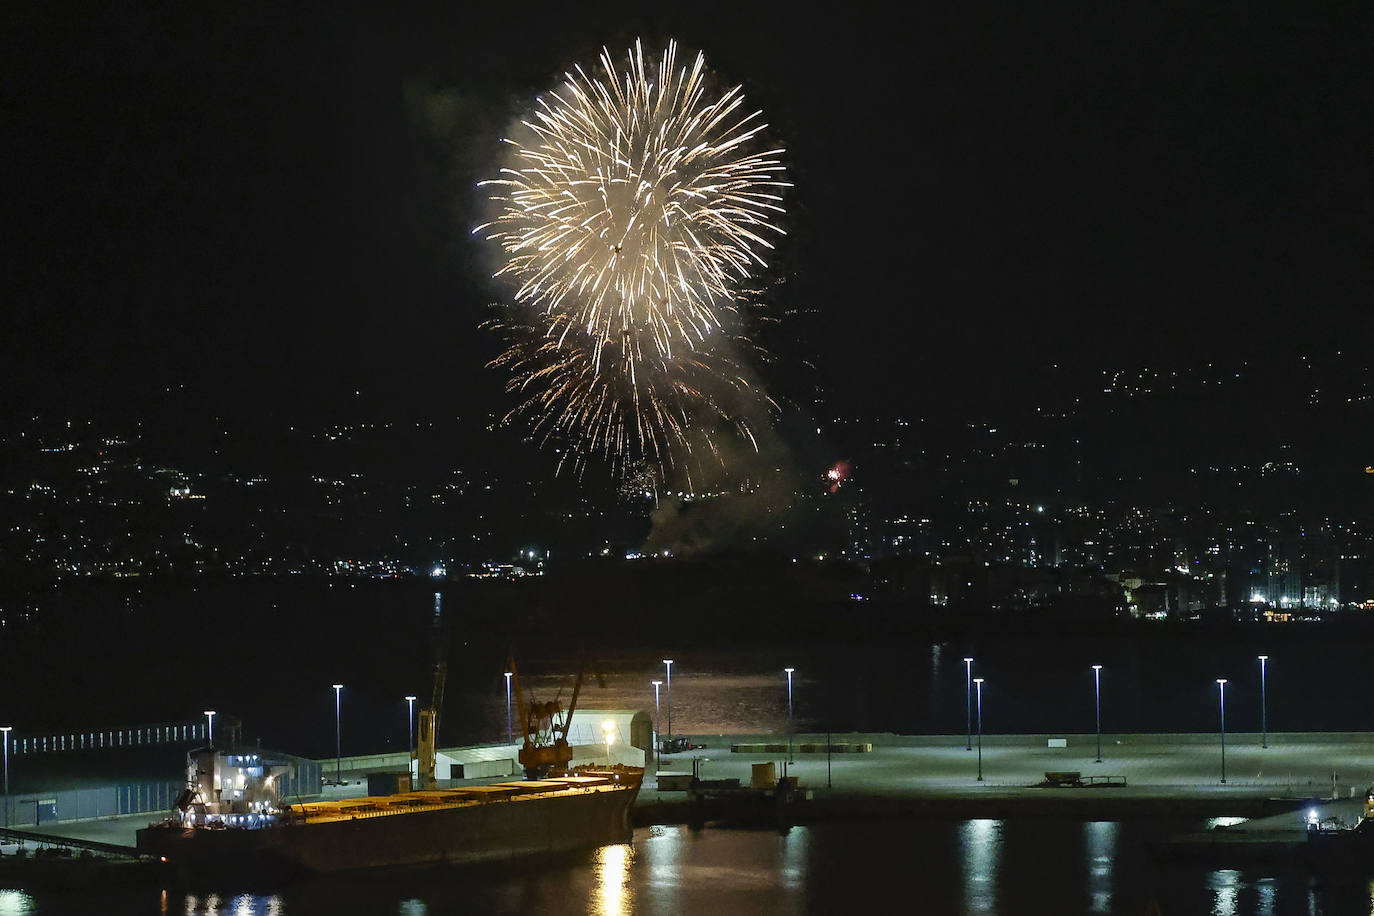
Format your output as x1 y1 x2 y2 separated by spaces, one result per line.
138 776 640 878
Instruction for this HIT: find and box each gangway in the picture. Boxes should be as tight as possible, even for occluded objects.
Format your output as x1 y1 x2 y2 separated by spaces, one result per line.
0 825 143 858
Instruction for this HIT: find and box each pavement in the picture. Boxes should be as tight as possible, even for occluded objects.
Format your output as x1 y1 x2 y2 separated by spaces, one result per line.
640 730 1374 816
10 731 1374 850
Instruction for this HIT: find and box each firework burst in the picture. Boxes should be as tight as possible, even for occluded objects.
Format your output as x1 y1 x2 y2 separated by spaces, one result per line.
475 39 788 363
476 39 788 484
488 309 776 487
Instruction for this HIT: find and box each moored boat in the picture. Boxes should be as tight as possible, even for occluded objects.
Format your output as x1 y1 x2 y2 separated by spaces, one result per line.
137 755 641 878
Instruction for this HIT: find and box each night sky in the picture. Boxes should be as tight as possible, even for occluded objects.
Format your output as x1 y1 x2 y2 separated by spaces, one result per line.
4 3 1371 428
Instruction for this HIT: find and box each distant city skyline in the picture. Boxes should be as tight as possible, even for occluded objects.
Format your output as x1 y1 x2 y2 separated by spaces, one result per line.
3 351 1370 625
3 4 1371 627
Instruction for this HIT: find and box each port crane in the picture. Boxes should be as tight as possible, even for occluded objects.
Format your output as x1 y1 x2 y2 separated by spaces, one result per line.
507 656 601 779
416 592 447 790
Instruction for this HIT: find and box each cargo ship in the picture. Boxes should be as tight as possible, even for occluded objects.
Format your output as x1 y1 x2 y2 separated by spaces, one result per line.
139 653 643 878
136 747 642 877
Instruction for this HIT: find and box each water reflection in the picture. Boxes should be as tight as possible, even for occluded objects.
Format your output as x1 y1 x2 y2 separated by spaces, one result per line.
0 889 34 916
647 825 682 891
1208 868 1240 916
592 842 633 915
1083 821 1116 913
959 818 1002 914
781 826 807 892
176 893 286 915
19 819 1373 914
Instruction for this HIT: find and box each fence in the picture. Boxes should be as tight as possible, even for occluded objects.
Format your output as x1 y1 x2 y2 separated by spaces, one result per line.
9 721 206 756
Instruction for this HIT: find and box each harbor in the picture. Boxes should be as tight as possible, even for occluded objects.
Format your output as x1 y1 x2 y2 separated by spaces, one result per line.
7 729 1374 853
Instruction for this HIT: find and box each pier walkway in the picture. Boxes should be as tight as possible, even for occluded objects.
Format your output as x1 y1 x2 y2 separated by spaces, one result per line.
11 731 1373 849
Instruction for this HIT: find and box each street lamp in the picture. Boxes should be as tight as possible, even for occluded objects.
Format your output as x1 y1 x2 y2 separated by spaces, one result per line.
1216 678 1228 784
663 659 674 742
405 696 417 779
964 658 974 751
332 684 344 786
504 672 513 746
1092 665 1103 764
1258 655 1269 749
602 720 615 766
651 680 662 754
784 668 795 764
973 678 985 781
1 726 11 828
203 710 216 746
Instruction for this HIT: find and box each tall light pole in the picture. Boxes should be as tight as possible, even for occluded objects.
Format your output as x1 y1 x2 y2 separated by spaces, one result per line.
785 668 795 764
974 678 985 781
602 720 615 766
504 671 513 746
1092 664 1103 763
203 710 216 746
1216 678 1228 784
663 659 674 742
1258 655 1268 749
1 726 11 828
405 696 417 780
332 684 344 785
964 657 974 751
651 680 662 754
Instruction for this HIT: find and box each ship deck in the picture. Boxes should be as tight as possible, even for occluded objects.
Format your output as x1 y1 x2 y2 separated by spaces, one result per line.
286 773 639 826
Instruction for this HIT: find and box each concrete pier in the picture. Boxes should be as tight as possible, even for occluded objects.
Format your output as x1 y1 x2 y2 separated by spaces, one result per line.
10 731 1373 851
637 730 1374 823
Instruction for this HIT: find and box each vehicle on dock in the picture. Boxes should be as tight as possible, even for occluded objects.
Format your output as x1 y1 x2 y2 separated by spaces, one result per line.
1036 771 1127 788
658 737 705 755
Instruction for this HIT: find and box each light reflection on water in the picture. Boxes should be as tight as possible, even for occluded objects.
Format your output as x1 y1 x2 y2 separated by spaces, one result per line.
0 889 34 916
646 823 682 891
592 843 632 916
959 818 1002 915
16 820 1374 914
1209 868 1240 916
1084 820 1116 913
780 826 806 892
173 893 287 915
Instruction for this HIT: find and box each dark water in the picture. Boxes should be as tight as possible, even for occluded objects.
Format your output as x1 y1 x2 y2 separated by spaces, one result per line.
7 819 1374 915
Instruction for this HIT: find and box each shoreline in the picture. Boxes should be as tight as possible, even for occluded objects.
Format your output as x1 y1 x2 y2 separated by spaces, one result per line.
633 729 1374 826
631 791 1317 827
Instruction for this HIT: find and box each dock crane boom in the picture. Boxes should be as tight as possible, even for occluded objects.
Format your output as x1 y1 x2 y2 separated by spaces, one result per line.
507 656 601 779
416 592 447 789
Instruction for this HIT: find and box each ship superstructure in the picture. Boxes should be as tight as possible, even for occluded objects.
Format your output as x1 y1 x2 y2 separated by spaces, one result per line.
174 746 295 830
